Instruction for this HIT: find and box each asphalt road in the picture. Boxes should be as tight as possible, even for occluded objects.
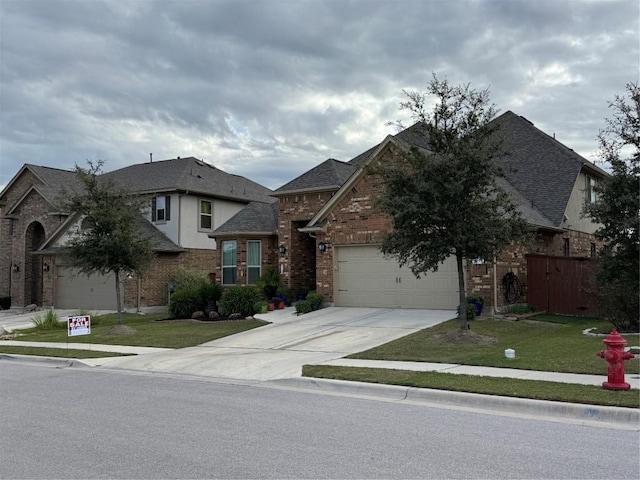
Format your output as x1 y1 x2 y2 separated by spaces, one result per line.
1 361 638 479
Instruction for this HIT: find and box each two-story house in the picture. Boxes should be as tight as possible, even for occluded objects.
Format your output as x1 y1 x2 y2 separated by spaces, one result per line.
0 157 275 310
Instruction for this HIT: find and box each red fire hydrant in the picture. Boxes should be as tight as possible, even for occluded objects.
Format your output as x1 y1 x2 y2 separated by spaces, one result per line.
596 329 635 390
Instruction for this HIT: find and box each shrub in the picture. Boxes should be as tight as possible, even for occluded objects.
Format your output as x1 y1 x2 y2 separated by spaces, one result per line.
219 287 262 317
499 303 536 315
198 282 223 310
295 300 314 315
253 301 269 314
305 291 323 310
169 289 200 319
0 297 10 310
31 310 64 330
457 301 477 321
170 266 209 293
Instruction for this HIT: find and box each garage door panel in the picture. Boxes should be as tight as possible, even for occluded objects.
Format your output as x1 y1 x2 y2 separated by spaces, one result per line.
335 246 458 309
56 267 118 310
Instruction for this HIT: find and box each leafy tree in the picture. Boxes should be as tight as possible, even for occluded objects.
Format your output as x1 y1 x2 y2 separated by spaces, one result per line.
584 82 639 332
59 160 154 324
372 75 531 330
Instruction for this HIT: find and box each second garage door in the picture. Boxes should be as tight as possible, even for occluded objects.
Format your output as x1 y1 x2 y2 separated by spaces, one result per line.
55 266 119 310
334 245 459 309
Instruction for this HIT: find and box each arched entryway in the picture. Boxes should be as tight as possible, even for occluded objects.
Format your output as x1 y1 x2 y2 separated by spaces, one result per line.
24 221 46 306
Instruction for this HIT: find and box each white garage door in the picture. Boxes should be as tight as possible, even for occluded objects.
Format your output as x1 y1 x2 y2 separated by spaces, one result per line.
56 266 118 310
335 245 459 309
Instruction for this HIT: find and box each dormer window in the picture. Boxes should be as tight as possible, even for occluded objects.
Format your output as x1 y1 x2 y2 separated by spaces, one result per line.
152 196 171 223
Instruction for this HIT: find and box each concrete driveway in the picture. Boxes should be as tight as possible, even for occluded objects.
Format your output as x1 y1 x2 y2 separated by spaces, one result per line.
90 307 455 382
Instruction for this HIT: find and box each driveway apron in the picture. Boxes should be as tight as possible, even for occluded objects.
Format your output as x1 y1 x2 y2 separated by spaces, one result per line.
90 307 454 382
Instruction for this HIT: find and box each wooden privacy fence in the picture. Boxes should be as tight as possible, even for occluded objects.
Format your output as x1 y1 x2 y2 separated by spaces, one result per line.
526 255 596 316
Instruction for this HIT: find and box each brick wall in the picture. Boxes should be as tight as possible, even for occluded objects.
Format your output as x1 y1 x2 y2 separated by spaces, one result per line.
0 172 69 307
211 235 279 288
467 229 602 312
283 142 602 309
124 248 219 309
277 192 334 294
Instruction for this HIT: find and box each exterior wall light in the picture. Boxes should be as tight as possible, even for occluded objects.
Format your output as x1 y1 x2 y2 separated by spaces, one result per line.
11 263 20 273
278 244 287 257
318 242 328 253
43 263 50 272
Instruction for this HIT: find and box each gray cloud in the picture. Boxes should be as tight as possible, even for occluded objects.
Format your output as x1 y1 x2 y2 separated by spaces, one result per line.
1 0 638 190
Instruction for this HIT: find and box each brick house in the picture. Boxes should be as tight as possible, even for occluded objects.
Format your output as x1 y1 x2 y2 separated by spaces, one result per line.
0 157 275 310
1 111 607 314
213 111 607 314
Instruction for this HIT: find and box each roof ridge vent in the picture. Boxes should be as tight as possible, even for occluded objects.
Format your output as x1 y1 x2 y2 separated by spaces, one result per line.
519 115 534 126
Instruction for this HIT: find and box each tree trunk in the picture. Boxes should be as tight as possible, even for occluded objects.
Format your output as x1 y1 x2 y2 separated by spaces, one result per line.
456 252 468 331
114 270 123 325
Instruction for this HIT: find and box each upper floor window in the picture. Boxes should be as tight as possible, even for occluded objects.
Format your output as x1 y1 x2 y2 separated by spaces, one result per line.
200 200 213 230
247 240 261 285
562 238 570 256
222 240 237 285
152 195 171 222
586 176 598 204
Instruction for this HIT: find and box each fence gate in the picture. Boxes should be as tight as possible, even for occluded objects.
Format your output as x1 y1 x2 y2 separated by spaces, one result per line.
526 255 596 316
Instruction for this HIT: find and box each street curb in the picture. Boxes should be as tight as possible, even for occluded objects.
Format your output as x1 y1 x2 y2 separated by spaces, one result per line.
0 353 91 368
265 377 640 429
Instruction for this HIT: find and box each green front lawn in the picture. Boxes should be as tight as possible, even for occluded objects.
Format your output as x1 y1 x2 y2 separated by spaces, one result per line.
347 315 640 375
303 315 640 408
7 312 269 349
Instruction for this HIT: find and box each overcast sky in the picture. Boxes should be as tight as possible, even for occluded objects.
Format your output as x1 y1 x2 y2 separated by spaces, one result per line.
1 0 638 192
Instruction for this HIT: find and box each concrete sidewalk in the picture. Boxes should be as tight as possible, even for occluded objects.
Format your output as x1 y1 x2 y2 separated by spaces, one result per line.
0 340 171 355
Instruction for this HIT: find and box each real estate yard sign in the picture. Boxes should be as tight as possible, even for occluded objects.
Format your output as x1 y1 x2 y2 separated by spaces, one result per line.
68 315 91 337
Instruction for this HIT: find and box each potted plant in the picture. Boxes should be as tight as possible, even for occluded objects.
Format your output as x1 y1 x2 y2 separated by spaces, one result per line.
272 297 285 309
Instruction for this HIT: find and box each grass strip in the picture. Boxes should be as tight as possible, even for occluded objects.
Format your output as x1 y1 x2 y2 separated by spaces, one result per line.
11 313 269 348
302 365 640 409
0 345 130 359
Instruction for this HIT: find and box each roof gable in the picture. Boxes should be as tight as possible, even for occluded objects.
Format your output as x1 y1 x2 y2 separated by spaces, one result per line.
4 185 57 216
0 164 78 209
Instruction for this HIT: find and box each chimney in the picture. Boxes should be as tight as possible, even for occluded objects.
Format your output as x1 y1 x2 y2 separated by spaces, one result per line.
150 153 153 162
